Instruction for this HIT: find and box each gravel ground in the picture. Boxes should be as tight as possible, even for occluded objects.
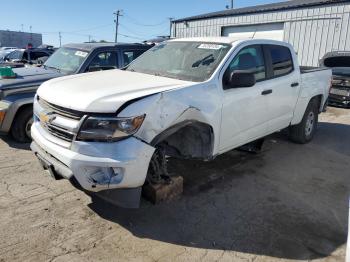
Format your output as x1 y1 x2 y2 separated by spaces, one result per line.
0 107 349 262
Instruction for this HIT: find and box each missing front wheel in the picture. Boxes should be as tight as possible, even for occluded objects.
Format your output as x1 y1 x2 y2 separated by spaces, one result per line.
146 148 171 185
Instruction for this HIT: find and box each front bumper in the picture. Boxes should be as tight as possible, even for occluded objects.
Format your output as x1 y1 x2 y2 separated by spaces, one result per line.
31 122 155 206
328 94 350 108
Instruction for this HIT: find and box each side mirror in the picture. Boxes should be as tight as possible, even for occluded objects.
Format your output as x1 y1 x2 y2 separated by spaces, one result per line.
227 70 256 89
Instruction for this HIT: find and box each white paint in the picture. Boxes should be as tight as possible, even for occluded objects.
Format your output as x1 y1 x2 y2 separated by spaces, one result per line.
37 69 193 112
222 23 285 41
32 38 331 196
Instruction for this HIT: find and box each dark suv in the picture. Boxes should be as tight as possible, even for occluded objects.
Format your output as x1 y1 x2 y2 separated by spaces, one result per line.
0 42 152 142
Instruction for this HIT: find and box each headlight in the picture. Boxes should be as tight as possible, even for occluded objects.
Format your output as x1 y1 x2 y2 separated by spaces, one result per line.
77 115 145 142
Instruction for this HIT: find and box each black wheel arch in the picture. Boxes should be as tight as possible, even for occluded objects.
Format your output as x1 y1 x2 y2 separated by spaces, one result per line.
151 120 215 160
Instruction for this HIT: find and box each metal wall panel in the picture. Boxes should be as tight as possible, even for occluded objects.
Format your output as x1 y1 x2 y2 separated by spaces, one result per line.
173 2 350 66
0 30 42 48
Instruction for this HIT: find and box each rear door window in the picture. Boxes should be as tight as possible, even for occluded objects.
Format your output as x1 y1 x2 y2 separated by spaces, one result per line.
266 45 294 77
122 50 144 67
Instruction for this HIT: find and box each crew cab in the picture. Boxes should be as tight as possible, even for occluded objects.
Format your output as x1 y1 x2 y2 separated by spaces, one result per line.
321 51 350 108
30 38 332 208
0 42 151 142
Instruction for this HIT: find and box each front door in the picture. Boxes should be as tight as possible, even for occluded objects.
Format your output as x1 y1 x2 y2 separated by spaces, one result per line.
219 45 271 152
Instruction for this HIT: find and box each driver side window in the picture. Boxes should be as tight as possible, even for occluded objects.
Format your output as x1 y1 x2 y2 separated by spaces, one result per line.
224 45 266 88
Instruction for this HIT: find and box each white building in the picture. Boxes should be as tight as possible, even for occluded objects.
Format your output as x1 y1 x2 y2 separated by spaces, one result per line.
172 0 350 66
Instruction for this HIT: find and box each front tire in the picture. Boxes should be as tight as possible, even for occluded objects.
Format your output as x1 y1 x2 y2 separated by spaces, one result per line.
11 107 33 143
289 100 319 144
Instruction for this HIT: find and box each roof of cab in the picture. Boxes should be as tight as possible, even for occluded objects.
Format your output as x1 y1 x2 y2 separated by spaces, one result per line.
63 42 150 52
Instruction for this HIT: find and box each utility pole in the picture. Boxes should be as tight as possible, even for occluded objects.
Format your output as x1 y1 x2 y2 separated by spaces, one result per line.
226 0 234 9
21 24 24 32
114 10 123 43
59 32 62 47
88 35 92 42
168 17 174 37
29 26 33 42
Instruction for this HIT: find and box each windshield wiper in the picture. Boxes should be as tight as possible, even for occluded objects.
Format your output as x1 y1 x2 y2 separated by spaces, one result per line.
44 65 61 73
192 54 215 68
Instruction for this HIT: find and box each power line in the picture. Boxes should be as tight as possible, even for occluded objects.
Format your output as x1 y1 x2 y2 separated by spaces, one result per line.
67 23 114 34
124 14 168 27
118 33 144 41
119 23 159 38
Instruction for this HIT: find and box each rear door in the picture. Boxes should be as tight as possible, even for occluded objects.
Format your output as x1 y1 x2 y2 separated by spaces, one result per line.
263 44 300 132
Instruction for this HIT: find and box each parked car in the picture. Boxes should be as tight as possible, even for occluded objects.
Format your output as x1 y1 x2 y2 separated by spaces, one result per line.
0 42 151 142
0 47 18 62
321 51 350 108
1 47 55 67
29 38 332 208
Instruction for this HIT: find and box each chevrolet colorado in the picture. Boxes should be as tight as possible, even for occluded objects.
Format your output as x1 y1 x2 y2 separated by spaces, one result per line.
31 38 332 208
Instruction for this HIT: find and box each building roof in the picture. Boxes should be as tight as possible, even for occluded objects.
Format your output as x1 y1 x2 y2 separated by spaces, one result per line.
173 0 348 22
63 42 148 52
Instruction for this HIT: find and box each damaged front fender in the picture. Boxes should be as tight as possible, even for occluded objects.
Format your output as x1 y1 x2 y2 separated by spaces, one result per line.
117 84 222 160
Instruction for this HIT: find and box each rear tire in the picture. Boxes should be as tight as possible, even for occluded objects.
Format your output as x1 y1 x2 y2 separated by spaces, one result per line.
11 107 33 143
289 99 319 144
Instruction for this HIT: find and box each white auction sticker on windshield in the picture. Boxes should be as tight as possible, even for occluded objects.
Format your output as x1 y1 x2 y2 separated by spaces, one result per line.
198 44 224 50
75 51 88 57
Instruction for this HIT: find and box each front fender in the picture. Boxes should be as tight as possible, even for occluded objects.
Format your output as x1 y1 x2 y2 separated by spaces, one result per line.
117 84 222 155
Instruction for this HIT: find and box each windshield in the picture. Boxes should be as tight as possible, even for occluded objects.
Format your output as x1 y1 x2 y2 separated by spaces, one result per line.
127 41 231 82
44 47 89 74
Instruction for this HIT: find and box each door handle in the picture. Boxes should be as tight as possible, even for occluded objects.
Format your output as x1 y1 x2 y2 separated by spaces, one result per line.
291 82 299 87
261 89 273 96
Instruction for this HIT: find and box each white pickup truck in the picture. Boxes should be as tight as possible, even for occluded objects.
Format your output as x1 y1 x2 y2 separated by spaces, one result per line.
31 38 332 208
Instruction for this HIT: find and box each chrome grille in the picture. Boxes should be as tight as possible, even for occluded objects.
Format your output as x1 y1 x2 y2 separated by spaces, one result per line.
37 96 83 143
37 96 83 120
45 124 75 142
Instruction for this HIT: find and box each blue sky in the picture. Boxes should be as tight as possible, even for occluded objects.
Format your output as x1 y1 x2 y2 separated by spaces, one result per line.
1 0 282 47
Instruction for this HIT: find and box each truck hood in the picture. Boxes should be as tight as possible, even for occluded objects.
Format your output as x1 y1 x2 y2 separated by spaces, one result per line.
37 69 193 113
0 67 63 90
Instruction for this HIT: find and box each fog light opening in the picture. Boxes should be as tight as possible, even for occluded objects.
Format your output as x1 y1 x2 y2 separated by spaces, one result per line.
88 167 124 187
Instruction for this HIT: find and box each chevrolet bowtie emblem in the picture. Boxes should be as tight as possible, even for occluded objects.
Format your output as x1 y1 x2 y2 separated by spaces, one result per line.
39 112 56 125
